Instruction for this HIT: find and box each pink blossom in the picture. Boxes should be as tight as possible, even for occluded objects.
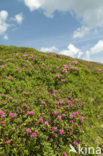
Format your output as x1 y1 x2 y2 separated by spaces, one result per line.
6 140 11 144
1 115 6 119
74 98 77 102
57 115 61 120
70 120 73 123
1 93 5 97
9 113 16 117
0 110 4 115
39 118 43 123
62 113 66 117
73 140 78 145
3 101 7 105
26 128 31 133
53 111 58 115
80 116 84 121
30 92 33 95
31 132 37 138
52 127 57 131
63 152 67 156
41 101 45 105
59 129 63 135
27 111 34 115
53 133 57 137
69 115 74 119
45 121 49 125
69 126 73 130
23 103 27 107
9 96 13 100
73 112 79 115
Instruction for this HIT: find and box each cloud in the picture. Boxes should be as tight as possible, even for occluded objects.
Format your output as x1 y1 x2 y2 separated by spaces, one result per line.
40 46 59 52
3 34 8 40
22 0 103 36
0 10 9 35
73 26 90 38
0 10 23 39
60 44 83 58
14 13 23 24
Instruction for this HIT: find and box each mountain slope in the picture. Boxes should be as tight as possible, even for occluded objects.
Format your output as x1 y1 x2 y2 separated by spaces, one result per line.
0 45 103 156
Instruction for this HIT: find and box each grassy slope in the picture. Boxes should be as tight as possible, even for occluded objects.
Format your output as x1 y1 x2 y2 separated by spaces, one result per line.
0 45 103 155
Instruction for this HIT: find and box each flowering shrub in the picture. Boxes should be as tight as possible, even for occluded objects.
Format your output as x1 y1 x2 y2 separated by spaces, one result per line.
0 45 103 155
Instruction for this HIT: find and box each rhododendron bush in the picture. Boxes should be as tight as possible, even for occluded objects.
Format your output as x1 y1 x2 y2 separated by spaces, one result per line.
0 45 103 155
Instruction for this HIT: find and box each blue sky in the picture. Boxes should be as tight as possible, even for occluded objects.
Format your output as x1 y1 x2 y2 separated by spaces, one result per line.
0 0 103 63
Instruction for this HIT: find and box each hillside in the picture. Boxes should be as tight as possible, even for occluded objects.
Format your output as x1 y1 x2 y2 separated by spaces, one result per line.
0 45 103 156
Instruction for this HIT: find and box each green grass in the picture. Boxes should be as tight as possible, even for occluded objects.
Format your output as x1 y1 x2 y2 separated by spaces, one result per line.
0 45 103 156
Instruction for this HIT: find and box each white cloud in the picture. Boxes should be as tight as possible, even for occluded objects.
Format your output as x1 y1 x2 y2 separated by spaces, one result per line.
14 13 23 24
40 46 59 52
73 26 90 38
0 10 23 39
90 40 103 54
60 44 83 58
3 34 8 40
0 10 9 35
22 0 103 36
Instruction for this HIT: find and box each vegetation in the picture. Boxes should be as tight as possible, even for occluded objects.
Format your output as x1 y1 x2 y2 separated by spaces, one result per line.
0 45 103 156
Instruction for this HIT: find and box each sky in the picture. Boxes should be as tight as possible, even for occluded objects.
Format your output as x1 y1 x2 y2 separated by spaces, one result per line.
0 0 103 63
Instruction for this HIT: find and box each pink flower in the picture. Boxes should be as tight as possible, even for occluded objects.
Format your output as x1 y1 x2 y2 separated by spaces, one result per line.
41 101 45 105
31 132 37 138
74 98 77 101
9 96 13 100
80 116 84 121
6 140 11 144
45 121 49 125
9 113 16 117
27 111 34 115
70 120 73 123
53 133 57 137
52 127 57 131
73 140 78 145
39 118 43 123
59 129 63 135
23 103 27 107
62 113 66 117
69 126 73 130
53 111 58 115
69 115 74 119
73 112 79 115
57 115 61 120
1 93 5 97
0 110 4 115
63 152 67 156
30 92 33 95
26 128 31 133
1 115 6 119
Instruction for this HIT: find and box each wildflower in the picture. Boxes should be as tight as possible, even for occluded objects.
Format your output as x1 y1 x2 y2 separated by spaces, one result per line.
9 96 13 100
62 113 66 117
1 93 5 97
59 129 63 135
44 121 49 125
1 115 6 119
31 132 37 138
69 115 74 119
80 116 84 121
39 118 43 123
73 140 78 145
27 111 34 115
74 98 77 102
52 127 57 131
41 101 45 105
23 103 27 107
57 115 61 120
69 126 73 130
53 111 58 115
6 140 11 144
53 133 57 137
70 120 73 123
63 152 67 156
9 113 16 117
0 110 4 115
26 128 31 133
